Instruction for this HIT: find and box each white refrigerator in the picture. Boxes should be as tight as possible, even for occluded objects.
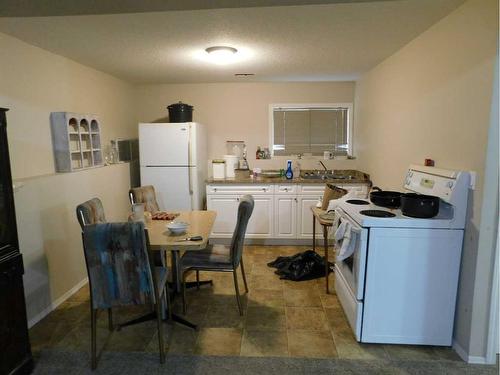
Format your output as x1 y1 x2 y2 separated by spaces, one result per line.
139 122 207 210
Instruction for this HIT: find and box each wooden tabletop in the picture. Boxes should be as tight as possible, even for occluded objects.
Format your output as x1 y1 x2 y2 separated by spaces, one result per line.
310 206 335 226
146 210 216 251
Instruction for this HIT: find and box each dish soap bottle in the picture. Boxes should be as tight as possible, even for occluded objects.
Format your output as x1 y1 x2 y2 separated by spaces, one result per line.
285 160 294 180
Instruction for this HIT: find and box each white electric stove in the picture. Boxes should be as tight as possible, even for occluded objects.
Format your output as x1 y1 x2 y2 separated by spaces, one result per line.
333 165 471 346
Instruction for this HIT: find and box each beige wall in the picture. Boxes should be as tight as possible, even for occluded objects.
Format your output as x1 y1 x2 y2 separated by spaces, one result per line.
14 164 131 324
0 33 137 180
0 32 135 323
354 0 497 358
134 82 359 171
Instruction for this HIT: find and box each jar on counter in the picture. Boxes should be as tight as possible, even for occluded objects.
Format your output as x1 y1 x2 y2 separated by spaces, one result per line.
212 159 226 179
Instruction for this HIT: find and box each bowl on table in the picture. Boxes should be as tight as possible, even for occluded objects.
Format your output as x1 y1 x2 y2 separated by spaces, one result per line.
166 221 189 234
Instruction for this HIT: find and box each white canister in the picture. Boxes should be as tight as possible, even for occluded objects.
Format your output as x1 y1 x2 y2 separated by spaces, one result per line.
223 155 239 178
212 159 226 179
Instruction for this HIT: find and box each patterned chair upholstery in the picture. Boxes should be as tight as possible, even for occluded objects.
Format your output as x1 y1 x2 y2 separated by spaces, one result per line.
129 185 160 213
180 195 254 315
82 222 169 369
76 198 106 229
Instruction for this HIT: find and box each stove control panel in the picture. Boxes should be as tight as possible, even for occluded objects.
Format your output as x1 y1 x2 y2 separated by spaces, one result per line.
403 165 469 205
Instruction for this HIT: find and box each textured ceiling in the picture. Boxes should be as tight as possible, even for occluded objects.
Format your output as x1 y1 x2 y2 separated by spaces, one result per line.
0 0 398 17
0 0 465 83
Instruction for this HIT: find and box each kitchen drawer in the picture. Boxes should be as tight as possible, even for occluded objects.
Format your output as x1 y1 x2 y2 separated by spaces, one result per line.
207 184 274 195
275 184 297 195
299 184 326 194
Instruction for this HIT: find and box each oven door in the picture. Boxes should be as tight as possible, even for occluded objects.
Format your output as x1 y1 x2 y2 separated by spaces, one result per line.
333 208 368 300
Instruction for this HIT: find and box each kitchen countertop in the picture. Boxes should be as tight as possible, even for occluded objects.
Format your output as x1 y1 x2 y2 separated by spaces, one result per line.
206 170 371 184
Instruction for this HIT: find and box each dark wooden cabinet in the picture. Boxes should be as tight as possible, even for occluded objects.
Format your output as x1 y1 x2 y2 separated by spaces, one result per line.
0 108 34 375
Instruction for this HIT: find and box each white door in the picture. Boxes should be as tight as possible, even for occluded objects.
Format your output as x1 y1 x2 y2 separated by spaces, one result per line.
140 166 192 210
297 195 323 238
207 195 239 238
139 123 190 166
246 195 274 238
274 196 297 238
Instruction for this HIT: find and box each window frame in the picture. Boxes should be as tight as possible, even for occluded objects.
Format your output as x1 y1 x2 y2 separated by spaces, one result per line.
268 102 354 157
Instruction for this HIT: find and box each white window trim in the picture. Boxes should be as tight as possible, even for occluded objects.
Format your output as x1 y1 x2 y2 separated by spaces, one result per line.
268 102 354 157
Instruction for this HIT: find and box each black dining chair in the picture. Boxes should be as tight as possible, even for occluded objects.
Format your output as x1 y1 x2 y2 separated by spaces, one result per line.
179 195 254 315
81 222 169 369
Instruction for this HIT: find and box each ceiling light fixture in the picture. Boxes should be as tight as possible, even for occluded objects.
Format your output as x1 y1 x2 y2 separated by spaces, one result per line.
205 46 238 65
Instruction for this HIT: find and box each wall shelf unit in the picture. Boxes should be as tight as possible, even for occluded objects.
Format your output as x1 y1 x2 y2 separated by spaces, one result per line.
50 112 103 172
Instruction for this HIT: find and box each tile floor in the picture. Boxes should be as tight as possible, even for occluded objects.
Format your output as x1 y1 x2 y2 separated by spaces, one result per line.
29 245 463 362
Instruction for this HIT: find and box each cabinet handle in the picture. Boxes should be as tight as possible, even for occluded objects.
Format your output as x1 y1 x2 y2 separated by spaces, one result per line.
294 198 297 202
262 188 266 192
237 197 240 202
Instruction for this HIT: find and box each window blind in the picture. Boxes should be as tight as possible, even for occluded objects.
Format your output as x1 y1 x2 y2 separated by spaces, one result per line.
272 107 349 156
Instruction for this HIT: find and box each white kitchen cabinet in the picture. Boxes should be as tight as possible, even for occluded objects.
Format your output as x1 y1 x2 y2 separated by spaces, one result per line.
207 192 274 238
246 195 274 238
206 194 240 237
297 195 324 239
274 195 297 238
206 182 368 240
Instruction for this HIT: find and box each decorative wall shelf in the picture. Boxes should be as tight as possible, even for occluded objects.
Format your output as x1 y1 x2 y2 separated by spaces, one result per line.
50 112 103 172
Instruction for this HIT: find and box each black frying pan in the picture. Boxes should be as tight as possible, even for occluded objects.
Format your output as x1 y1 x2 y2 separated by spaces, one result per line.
370 187 403 209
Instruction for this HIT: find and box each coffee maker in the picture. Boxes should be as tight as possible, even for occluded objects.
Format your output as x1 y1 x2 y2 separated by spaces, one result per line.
226 140 249 170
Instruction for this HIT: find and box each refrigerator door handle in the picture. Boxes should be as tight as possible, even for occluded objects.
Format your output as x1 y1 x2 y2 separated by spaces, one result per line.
188 125 193 195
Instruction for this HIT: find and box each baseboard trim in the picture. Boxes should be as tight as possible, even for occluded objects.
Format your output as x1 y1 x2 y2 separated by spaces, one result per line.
28 277 88 328
452 339 488 364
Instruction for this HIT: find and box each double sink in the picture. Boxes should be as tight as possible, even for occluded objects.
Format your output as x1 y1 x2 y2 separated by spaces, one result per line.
300 170 356 180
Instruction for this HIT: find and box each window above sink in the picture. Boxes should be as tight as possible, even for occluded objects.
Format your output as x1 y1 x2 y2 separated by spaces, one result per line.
270 103 353 157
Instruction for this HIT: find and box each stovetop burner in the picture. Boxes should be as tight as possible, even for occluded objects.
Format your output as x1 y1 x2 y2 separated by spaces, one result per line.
346 199 370 205
360 210 396 218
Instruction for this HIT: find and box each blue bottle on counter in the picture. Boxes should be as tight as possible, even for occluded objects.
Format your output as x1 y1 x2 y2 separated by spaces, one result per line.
285 160 293 180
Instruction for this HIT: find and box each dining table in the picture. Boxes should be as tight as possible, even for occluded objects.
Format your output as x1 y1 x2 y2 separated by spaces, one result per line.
147 210 217 293
119 210 217 331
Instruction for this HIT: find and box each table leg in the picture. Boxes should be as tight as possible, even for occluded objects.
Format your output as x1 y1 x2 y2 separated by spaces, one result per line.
312 216 316 252
171 250 181 292
323 225 329 294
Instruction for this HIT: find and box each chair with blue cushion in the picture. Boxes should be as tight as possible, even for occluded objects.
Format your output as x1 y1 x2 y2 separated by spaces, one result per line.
81 221 169 369
180 195 254 316
76 198 115 329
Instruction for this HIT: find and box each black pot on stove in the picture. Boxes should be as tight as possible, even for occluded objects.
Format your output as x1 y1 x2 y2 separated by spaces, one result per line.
369 187 402 209
401 193 440 218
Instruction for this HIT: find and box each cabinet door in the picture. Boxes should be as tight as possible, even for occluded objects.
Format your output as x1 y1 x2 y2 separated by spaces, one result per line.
297 195 324 238
274 195 297 238
207 195 239 238
246 195 274 238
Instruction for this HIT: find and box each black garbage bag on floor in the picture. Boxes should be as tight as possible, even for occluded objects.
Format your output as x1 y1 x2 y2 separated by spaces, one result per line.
267 250 333 281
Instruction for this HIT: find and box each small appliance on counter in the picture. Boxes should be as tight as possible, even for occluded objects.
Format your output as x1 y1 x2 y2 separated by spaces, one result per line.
223 155 238 178
226 140 249 170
